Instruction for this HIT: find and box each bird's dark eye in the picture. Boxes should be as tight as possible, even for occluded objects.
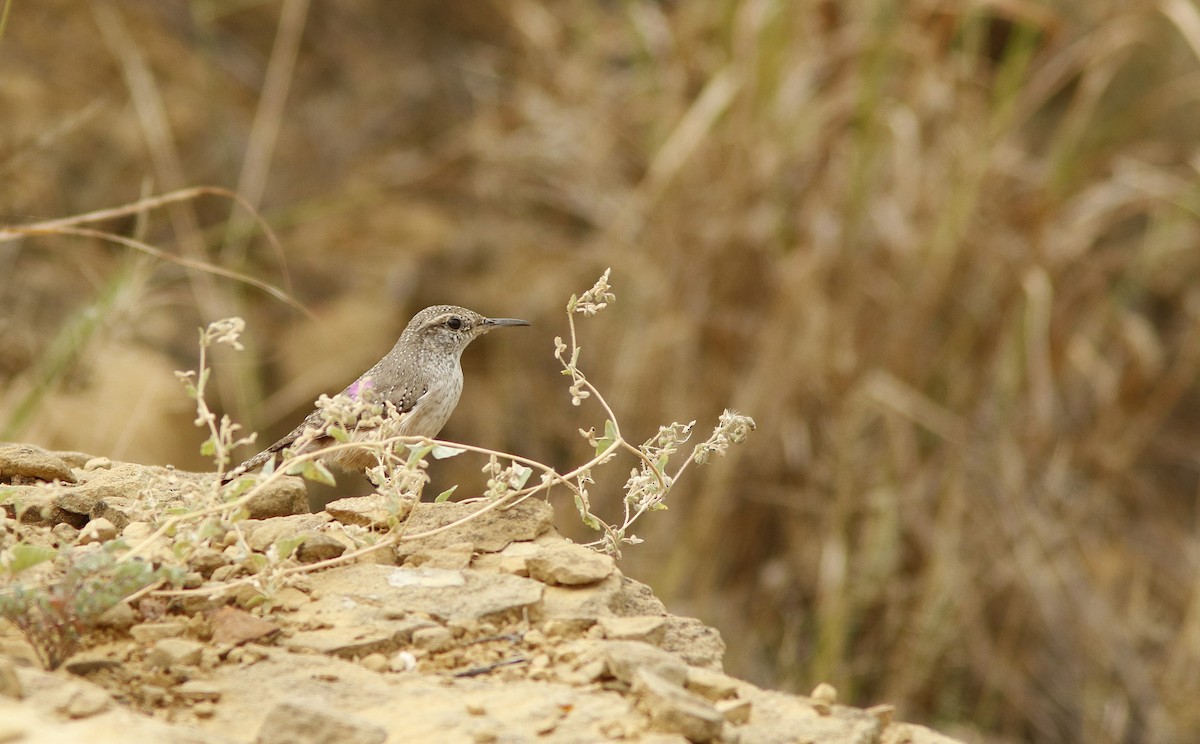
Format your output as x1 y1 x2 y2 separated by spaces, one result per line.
446 316 463 330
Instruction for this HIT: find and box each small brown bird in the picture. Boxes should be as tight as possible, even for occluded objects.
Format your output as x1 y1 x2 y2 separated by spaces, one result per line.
224 305 528 482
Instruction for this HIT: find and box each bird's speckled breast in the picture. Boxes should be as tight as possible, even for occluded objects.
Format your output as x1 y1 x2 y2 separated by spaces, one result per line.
399 363 464 438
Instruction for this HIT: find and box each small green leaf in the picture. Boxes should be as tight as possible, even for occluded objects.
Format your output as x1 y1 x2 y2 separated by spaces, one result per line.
288 460 337 486
312 458 336 487
273 535 306 559
223 477 253 499
328 425 349 443
307 460 337 487
7 544 56 574
431 445 466 460
244 553 268 572
159 564 189 588
435 485 459 503
406 443 434 466
200 438 216 457
594 419 617 456
512 465 533 490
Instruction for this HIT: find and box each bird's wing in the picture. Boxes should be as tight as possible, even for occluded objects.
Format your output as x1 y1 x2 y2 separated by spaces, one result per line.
382 380 428 416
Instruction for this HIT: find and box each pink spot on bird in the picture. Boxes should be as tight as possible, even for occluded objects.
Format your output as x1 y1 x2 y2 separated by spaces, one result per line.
346 378 375 400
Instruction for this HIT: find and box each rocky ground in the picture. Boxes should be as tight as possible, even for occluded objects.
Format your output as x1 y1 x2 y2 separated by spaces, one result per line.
0 443 962 744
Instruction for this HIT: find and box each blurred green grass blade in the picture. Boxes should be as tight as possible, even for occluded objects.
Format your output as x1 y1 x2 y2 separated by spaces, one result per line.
1 255 145 439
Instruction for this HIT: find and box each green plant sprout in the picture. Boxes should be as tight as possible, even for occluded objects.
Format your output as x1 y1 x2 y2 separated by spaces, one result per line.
0 541 181 669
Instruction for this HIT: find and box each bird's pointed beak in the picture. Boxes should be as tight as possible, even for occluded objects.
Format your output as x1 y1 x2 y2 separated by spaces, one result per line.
482 317 530 330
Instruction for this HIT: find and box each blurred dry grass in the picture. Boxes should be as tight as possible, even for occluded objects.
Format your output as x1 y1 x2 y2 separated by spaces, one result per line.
4 1 1200 741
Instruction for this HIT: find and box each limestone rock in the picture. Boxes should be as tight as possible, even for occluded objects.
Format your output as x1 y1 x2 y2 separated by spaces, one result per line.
52 451 96 469
685 667 740 702
0 484 82 526
411 626 454 652
660 615 726 670
404 540 474 570
244 513 332 552
716 697 752 725
612 576 669 615
633 668 725 743
51 521 79 543
312 564 543 625
596 640 688 687
735 686 893 743
255 700 386 744
295 532 347 563
540 573 626 623
146 638 204 669
393 499 553 560
359 653 388 672
284 624 409 659
325 494 409 528
176 680 222 702
121 521 153 540
130 620 189 643
479 540 540 576
83 456 112 471
62 656 122 675
0 657 21 699
526 541 615 586
0 443 77 483
269 586 311 611
54 463 157 517
89 496 138 530
50 681 113 719
598 615 666 644
0 448 967 744
211 607 280 646
77 516 117 544
284 566 541 658
244 476 310 518
190 547 229 579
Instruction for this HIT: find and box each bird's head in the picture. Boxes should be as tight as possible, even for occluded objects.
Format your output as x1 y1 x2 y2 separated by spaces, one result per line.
405 305 529 357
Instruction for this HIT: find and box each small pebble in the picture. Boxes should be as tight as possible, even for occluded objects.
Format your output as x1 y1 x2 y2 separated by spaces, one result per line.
412 626 454 653
389 652 417 672
122 522 153 540
360 653 387 672
78 517 117 545
811 682 837 704
523 629 547 647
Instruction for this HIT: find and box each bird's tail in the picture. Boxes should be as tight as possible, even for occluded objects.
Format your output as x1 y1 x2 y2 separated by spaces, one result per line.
221 449 274 484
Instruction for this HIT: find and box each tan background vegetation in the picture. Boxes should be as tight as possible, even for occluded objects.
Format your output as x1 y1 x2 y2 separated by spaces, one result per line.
4 2 1200 742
